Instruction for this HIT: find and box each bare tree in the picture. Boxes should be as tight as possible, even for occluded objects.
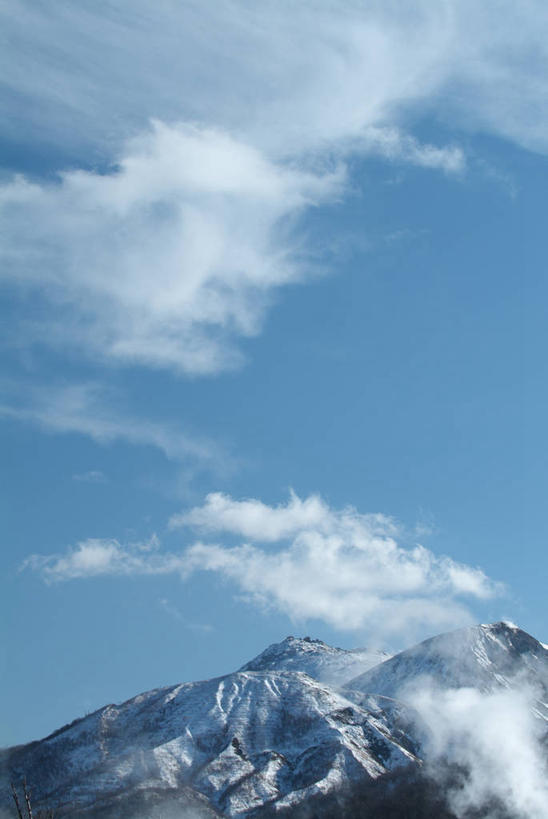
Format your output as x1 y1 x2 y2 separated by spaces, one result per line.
10 781 54 819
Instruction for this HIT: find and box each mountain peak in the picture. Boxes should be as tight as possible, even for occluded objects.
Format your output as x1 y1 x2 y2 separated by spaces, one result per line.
239 635 390 686
345 622 548 698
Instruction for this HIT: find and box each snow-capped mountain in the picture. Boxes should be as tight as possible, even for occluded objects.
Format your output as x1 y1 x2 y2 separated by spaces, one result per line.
2 622 546 818
345 621 548 702
239 636 390 686
2 670 417 817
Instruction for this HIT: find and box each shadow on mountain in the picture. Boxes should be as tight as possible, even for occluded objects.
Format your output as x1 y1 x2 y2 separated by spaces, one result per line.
257 763 516 819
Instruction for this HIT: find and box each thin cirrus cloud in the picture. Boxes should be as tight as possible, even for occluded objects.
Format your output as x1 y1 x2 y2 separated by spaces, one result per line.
2 2 548 158
23 492 502 639
0 381 227 467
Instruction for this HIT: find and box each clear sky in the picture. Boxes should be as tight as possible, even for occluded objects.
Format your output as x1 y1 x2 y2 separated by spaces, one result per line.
1 1 547 747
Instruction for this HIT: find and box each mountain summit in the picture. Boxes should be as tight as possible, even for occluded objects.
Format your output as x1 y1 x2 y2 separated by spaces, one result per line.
240 635 390 686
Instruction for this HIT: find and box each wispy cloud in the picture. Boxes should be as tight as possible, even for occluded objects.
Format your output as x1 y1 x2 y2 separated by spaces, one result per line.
72 470 107 484
21 534 172 583
2 4 548 377
0 123 342 374
0 2 482 376
3 2 548 159
358 127 465 174
158 598 213 634
0 381 228 467
24 492 502 640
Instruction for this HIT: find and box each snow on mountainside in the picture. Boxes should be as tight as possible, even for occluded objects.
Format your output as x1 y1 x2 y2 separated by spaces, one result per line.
3 622 547 818
239 636 391 686
345 621 548 705
2 670 417 817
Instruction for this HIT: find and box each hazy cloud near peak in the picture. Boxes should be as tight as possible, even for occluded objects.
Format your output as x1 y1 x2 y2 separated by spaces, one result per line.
407 679 548 819
24 492 502 639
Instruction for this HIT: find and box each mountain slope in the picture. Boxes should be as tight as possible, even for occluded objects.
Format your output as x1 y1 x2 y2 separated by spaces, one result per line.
345 621 548 702
239 636 390 686
2 670 417 817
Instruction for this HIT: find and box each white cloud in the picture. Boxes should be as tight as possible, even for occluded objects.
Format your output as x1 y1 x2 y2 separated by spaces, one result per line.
0 1 498 375
170 490 380 541
358 127 465 173
2 5 548 378
26 492 501 639
0 122 342 374
0 381 225 466
21 534 176 583
407 681 548 818
3 1 548 158
176 492 500 636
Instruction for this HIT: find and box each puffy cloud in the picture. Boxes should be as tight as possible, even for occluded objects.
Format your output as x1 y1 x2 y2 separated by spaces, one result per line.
21 534 181 583
175 492 500 636
168 490 382 541
407 681 548 818
25 492 500 638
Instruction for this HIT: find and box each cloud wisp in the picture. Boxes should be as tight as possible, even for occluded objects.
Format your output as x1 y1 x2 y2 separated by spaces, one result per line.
72 470 108 484
21 535 171 583
3 1 548 158
158 598 213 634
0 381 226 467
23 492 502 640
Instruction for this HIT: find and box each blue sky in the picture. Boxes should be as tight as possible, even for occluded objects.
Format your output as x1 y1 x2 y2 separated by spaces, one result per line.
2 1 548 746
